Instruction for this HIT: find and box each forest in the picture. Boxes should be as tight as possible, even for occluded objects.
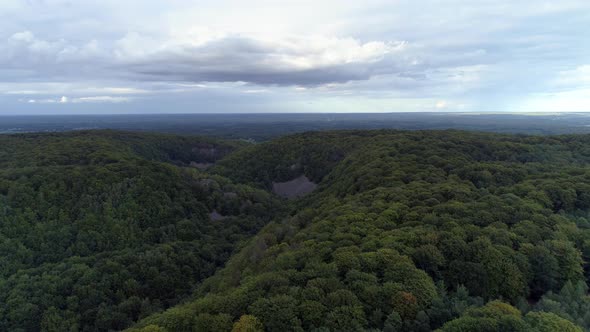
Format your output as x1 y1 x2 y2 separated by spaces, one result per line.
0 131 282 331
2 129 590 331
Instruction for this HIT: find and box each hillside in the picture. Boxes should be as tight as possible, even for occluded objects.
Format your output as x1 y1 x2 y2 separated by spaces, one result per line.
130 130 590 332
0 131 284 331
2 130 590 331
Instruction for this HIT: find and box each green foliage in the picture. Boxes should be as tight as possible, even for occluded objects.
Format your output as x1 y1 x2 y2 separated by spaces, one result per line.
441 301 585 332
439 301 528 332
4 129 590 331
231 315 264 332
534 280 590 330
193 313 233 332
0 131 282 331
131 130 590 331
249 295 302 331
383 311 402 332
524 312 583 332
134 325 167 332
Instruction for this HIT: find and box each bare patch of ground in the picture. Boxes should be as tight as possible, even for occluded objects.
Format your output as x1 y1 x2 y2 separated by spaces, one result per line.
272 175 318 199
209 210 225 221
190 161 214 169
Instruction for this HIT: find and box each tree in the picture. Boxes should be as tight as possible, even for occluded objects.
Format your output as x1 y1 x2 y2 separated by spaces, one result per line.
383 311 402 332
193 313 233 332
40 307 78 332
232 315 264 332
524 312 582 332
439 301 527 332
325 305 367 332
521 244 560 298
391 291 418 320
136 325 167 332
248 295 302 331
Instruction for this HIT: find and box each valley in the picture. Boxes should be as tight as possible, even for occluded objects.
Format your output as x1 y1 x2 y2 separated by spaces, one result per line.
1 129 590 331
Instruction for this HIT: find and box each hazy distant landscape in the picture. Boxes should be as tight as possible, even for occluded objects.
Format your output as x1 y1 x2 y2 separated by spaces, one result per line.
3 113 590 140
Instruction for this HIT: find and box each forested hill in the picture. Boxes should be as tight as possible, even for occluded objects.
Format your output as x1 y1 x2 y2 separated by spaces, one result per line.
2 130 590 331
130 130 590 332
0 131 283 331
0 130 242 168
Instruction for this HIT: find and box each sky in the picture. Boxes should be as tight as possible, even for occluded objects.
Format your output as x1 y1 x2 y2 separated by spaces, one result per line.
0 0 589 114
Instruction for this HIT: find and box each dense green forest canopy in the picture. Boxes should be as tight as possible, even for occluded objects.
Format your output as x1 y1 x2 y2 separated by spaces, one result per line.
0 131 283 331
132 130 590 332
2 129 590 331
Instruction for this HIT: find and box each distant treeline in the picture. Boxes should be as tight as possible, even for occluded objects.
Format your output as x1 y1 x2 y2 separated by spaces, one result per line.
4 113 590 140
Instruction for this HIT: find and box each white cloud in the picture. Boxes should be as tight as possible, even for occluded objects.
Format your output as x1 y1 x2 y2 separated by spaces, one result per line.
1 0 589 113
0 83 148 96
1 28 407 86
23 98 59 104
113 33 407 85
20 95 131 104
555 65 590 87
72 96 131 103
243 89 269 94
435 101 448 109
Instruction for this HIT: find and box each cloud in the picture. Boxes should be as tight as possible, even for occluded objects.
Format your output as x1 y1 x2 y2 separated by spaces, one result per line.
72 96 131 103
116 34 407 86
1 0 589 113
435 101 448 109
0 29 409 86
243 89 269 94
22 95 131 104
0 82 148 96
555 65 590 87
